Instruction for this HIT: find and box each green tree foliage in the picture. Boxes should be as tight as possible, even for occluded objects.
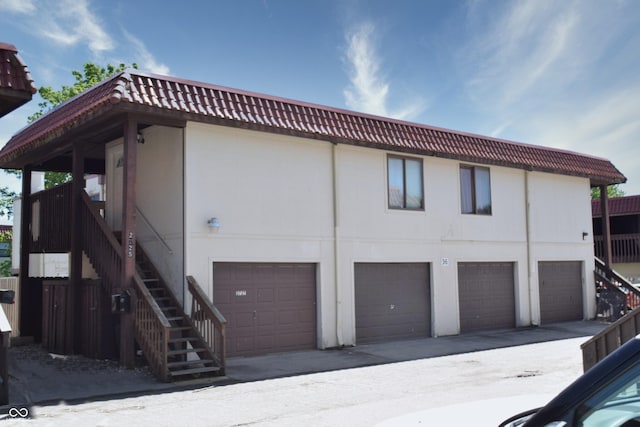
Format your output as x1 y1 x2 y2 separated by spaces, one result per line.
28 63 137 122
591 184 626 200
0 62 139 221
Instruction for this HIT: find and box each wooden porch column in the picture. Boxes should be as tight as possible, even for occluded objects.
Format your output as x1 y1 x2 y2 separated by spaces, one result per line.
120 116 138 368
600 184 613 268
68 142 85 354
18 166 31 337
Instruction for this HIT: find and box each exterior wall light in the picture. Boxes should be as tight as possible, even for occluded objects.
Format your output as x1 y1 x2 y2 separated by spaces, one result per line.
582 231 589 240
207 217 220 230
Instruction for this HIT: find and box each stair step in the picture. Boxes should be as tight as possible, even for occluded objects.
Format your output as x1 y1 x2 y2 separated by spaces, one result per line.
169 337 199 343
169 326 192 332
167 358 215 368
147 287 164 292
143 278 159 283
169 366 221 377
166 316 185 321
161 306 178 312
155 297 172 302
168 347 207 356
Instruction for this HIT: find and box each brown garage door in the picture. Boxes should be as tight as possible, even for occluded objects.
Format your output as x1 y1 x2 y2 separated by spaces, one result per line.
539 261 583 323
354 263 430 344
213 263 316 357
458 262 515 333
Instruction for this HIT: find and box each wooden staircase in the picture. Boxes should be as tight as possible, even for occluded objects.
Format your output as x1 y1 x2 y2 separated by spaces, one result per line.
135 246 224 380
582 258 640 372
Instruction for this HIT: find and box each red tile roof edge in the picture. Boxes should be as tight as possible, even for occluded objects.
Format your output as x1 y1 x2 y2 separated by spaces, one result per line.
592 195 640 217
0 42 37 95
0 69 627 185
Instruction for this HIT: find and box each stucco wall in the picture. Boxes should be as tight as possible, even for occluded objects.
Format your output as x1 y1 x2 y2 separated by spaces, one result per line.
105 126 185 303
184 123 336 348
135 126 185 304
182 122 597 348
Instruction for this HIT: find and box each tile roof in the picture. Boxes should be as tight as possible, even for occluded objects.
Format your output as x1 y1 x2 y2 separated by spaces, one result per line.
0 42 36 117
0 70 626 186
592 195 640 217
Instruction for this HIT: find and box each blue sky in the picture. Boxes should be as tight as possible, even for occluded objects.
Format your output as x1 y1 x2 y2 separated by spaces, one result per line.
1 0 639 200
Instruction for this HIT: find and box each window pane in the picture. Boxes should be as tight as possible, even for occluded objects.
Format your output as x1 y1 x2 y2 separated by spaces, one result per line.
405 159 423 209
475 167 492 215
388 157 405 208
460 167 473 214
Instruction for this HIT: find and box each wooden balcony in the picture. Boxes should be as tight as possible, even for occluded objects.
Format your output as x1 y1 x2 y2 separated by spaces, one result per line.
594 233 640 264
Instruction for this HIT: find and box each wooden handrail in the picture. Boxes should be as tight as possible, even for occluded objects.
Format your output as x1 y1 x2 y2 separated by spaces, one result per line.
80 191 123 294
133 274 171 381
582 258 640 371
136 206 173 255
186 276 226 375
594 257 640 301
582 305 640 372
80 192 172 381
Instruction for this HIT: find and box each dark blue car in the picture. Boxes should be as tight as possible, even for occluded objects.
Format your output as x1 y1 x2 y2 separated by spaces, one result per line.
500 335 640 426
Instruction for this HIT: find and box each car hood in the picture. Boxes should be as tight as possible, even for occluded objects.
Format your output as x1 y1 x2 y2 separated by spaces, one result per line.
375 394 553 427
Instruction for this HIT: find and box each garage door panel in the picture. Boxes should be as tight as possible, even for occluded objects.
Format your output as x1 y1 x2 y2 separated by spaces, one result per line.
458 262 515 333
355 263 430 344
213 262 317 357
539 261 583 323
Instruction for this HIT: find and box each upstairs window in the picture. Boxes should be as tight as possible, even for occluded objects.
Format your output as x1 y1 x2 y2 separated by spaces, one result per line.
388 155 424 210
460 165 492 215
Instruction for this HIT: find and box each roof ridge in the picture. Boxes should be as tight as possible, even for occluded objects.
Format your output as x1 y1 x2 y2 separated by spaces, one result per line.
121 70 612 163
0 69 626 186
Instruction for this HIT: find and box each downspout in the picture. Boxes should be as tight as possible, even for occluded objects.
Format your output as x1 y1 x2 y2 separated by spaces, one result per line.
525 171 538 326
332 143 343 347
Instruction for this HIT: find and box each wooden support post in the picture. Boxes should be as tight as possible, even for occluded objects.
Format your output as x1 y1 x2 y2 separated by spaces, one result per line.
69 142 85 354
600 184 613 268
120 116 138 368
18 166 31 337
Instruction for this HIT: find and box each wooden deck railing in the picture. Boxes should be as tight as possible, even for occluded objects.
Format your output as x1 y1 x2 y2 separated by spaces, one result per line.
29 182 72 253
594 233 640 264
133 274 171 382
582 306 640 372
583 258 640 371
187 276 226 375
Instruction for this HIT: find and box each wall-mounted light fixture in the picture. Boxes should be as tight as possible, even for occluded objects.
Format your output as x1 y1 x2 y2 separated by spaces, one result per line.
207 217 220 230
137 132 145 144
582 231 589 240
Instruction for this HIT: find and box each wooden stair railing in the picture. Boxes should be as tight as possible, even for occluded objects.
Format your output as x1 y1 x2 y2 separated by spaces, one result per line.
80 192 224 381
136 247 224 380
594 257 640 317
80 191 122 294
133 273 171 382
582 258 640 372
187 276 227 375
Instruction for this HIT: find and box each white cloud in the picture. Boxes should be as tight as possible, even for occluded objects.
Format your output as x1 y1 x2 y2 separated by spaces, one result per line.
122 31 170 75
464 0 581 110
457 0 640 193
22 0 114 55
0 0 36 14
343 22 424 121
42 0 114 54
